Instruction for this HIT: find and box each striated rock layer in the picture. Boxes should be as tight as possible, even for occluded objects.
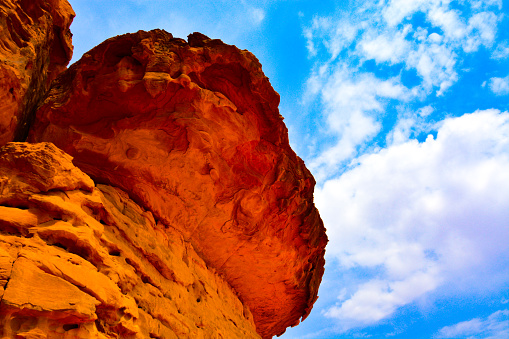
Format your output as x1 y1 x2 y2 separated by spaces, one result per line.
0 142 261 338
29 30 327 337
0 0 75 146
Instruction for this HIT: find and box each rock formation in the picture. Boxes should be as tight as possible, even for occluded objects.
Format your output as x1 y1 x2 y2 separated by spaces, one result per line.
0 142 260 338
0 0 75 145
29 30 327 338
0 2 327 338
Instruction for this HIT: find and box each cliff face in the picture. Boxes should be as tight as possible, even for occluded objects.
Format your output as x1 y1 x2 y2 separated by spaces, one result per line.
0 0 75 146
0 3 327 338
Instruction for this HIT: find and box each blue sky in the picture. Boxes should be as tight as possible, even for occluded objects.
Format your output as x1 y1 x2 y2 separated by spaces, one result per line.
67 1 509 338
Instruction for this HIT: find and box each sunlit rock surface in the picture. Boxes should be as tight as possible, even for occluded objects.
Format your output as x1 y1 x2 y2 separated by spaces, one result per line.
0 0 75 145
0 142 261 338
28 30 327 337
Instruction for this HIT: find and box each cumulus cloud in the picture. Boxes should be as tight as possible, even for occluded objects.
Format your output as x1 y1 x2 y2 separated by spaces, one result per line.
316 110 509 330
488 76 509 95
435 309 509 339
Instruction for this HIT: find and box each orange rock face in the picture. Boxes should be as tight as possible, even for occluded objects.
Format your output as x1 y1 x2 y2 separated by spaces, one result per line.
0 0 75 145
29 30 327 337
0 142 261 338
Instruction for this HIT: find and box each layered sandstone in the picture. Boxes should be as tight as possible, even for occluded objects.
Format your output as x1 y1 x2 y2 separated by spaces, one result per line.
0 0 75 145
0 142 261 338
29 30 327 337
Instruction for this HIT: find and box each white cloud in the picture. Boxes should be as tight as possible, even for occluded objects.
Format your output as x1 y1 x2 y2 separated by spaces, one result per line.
492 41 509 59
358 25 411 64
462 11 499 52
488 76 509 95
406 31 458 95
427 5 467 40
418 105 434 117
435 309 509 339
249 7 265 25
470 0 503 11
385 105 436 145
304 16 359 59
326 268 441 328
316 110 509 329
308 68 409 180
386 116 417 145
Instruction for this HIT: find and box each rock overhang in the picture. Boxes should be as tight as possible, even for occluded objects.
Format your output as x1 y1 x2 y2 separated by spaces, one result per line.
28 29 328 338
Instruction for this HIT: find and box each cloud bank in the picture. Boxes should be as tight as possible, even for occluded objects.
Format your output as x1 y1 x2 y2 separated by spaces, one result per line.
316 109 509 330
300 2 509 334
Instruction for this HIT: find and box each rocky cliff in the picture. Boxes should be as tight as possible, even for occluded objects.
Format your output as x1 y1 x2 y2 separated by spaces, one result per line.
0 2 327 338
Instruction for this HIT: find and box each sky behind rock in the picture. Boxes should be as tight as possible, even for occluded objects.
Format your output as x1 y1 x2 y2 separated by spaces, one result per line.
68 1 509 338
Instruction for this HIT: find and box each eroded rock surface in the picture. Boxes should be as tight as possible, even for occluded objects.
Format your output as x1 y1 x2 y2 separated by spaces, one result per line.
0 0 75 145
29 30 327 337
0 142 261 338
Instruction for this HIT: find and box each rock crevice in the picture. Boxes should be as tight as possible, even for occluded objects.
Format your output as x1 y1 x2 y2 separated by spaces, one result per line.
0 0 74 144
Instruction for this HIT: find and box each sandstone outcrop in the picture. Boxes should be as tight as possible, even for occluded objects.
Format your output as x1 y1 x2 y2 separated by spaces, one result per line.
0 0 75 145
0 142 262 338
29 30 327 338
28 30 327 337
0 0 328 334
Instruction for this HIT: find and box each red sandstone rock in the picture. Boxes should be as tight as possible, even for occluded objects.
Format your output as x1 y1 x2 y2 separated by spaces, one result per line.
0 0 74 145
29 30 327 337
0 142 261 338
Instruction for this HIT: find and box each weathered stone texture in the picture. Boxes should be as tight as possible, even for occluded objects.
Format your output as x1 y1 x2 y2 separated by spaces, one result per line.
0 0 75 145
0 142 261 338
